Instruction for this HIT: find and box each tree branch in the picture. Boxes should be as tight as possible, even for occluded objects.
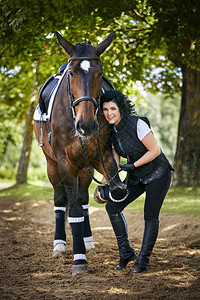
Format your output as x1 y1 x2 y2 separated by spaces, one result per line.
130 9 153 26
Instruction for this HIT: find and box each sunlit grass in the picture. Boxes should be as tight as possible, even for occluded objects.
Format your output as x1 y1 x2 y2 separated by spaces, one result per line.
0 180 199 219
0 182 53 201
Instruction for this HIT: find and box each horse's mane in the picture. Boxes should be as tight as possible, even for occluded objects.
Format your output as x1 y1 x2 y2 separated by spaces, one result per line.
74 41 93 56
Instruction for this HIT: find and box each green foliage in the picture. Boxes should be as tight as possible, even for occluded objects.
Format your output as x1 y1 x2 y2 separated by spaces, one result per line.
27 136 48 182
1 0 200 91
27 168 48 182
0 62 35 160
0 119 21 160
136 92 181 163
0 0 183 95
147 0 200 69
0 167 17 180
0 0 84 68
0 122 48 182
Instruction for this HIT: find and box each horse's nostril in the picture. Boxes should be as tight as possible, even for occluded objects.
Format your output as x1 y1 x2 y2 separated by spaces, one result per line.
76 119 96 136
76 120 84 135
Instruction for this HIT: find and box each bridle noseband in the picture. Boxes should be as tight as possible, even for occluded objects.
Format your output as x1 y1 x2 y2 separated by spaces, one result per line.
71 96 99 110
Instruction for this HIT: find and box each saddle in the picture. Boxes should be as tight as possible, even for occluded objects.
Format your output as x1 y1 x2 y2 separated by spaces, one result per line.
38 63 115 115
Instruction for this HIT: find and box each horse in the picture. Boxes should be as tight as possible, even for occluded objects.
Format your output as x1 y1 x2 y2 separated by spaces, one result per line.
34 31 127 275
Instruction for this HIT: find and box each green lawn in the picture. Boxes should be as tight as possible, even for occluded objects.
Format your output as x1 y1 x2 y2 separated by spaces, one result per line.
0 180 199 219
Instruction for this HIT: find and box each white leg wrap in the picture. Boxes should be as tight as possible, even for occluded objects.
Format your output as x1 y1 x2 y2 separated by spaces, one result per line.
53 239 66 248
84 236 93 243
68 216 84 223
82 204 90 210
54 206 66 212
73 254 86 261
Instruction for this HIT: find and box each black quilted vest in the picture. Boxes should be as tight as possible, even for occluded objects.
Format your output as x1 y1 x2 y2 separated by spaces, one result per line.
112 115 173 185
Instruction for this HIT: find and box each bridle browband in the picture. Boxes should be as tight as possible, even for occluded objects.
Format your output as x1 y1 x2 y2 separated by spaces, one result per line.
68 56 101 62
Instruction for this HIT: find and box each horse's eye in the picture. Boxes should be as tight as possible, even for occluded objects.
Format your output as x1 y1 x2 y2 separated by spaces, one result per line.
69 71 75 78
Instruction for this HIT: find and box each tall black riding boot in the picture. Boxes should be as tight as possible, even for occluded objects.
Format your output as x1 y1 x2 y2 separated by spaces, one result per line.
132 219 159 273
109 212 137 270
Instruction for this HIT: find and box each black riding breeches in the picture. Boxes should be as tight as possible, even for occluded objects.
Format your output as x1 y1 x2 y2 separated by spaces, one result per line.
106 167 172 220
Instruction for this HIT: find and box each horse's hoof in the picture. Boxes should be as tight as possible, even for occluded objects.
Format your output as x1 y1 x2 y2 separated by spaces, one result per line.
72 264 88 276
94 187 107 204
52 243 66 257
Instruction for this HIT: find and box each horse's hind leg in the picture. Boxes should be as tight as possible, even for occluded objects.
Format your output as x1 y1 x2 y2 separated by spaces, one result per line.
78 169 95 253
46 157 67 257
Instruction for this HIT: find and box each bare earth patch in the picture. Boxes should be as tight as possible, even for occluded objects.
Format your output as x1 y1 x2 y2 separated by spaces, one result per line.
0 197 199 299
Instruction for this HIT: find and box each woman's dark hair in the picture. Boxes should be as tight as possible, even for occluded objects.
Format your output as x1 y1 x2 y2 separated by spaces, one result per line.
100 90 135 116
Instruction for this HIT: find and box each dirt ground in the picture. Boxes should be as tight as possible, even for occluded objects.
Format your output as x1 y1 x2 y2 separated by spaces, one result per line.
0 196 200 300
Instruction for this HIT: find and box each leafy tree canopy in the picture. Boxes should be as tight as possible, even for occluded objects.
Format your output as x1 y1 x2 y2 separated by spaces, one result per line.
0 0 198 150
1 0 199 110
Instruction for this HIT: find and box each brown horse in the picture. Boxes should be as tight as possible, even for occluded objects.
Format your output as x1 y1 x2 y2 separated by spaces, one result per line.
34 31 126 275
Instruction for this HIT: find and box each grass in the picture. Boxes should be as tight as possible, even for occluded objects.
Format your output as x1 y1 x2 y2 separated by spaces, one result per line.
0 181 53 201
0 180 199 219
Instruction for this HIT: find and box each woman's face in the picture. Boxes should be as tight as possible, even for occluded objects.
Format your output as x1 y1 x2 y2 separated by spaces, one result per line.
102 100 121 126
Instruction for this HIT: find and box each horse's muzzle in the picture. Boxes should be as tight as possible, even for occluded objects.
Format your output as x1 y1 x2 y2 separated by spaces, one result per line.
76 119 96 137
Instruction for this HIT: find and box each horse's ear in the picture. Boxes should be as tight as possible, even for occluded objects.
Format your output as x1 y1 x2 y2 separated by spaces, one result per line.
95 32 115 56
55 31 75 57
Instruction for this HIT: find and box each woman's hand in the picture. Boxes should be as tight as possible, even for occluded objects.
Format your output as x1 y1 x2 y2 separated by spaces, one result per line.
119 163 135 171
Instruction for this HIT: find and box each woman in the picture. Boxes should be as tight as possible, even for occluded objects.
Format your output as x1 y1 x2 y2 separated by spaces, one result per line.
98 90 173 273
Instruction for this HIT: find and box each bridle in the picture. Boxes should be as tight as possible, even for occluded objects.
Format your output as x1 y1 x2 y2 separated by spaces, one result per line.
67 56 126 189
67 56 101 118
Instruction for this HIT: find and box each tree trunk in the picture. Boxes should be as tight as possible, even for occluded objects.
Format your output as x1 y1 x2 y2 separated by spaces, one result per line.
16 62 40 184
172 65 200 186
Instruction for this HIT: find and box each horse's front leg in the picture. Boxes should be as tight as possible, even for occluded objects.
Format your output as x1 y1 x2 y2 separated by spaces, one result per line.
59 159 87 275
78 169 95 253
46 157 67 257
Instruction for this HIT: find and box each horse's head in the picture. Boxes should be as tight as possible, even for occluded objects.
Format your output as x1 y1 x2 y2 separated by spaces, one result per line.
55 31 114 137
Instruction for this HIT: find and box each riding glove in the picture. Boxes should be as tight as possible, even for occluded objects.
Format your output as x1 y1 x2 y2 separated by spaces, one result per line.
119 163 135 172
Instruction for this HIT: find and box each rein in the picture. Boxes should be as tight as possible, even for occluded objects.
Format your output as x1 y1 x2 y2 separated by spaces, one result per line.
78 131 123 187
